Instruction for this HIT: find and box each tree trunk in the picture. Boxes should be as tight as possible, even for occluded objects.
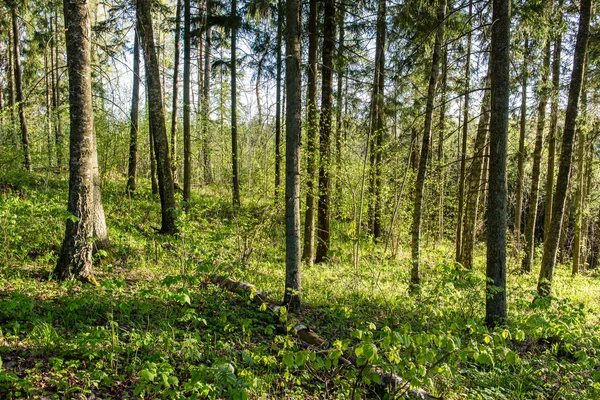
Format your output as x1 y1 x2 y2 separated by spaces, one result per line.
456 0 472 262
137 0 178 234
127 26 141 195
537 0 590 296
485 0 510 327
8 22 17 148
202 0 213 185
44 43 53 167
231 0 241 206
437 45 448 244
515 36 529 240
543 3 563 248
55 0 98 285
461 70 491 270
170 0 182 190
11 6 32 171
410 0 446 288
53 6 63 168
302 0 318 264
522 40 550 273
274 0 283 193
149 114 158 195
315 0 336 264
367 0 386 240
284 0 302 312
334 5 346 210
572 58 588 276
183 0 192 208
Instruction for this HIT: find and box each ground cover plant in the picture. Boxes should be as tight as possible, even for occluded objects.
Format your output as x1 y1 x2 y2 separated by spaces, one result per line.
1 172 600 399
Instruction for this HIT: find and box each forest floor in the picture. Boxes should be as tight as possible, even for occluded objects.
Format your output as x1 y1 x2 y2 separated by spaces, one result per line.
1 170 600 399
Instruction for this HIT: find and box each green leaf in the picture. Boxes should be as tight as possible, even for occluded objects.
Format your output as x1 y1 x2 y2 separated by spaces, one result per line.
363 343 378 362
355 345 364 357
505 350 517 364
139 369 156 382
515 330 525 341
283 352 294 369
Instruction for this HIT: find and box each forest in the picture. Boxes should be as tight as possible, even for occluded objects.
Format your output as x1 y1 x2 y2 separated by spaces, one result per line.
0 0 599 398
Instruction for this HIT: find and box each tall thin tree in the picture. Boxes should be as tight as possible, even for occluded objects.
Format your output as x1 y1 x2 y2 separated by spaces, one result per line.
515 36 529 240
315 0 336 263
137 0 178 234
537 0 590 296
126 24 141 195
486 0 511 327
410 0 446 288
283 0 302 312
170 0 182 190
11 5 31 171
183 0 192 207
274 0 282 192
456 0 472 262
522 40 550 273
302 0 318 264
231 0 241 206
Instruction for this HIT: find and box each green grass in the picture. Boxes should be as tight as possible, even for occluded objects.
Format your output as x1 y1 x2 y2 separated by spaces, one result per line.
1 171 600 399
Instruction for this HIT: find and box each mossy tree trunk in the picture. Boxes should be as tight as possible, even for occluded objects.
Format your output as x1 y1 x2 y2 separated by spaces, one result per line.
315 0 336 263
302 0 318 265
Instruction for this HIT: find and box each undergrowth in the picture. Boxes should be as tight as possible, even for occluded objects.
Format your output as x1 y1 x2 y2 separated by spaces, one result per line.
1 171 600 399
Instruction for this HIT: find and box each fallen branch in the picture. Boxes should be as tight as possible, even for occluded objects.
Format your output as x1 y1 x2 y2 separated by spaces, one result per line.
208 273 440 399
159 243 440 399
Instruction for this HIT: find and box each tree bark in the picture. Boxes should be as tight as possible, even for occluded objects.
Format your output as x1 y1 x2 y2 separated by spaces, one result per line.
274 0 283 193
202 0 213 185
55 0 98 284
367 0 386 240
302 0 318 264
170 0 182 190
515 36 529 240
571 57 588 276
183 0 192 207
315 0 336 263
456 0 472 262
410 0 446 288
522 40 550 273
137 0 178 234
231 0 241 207
11 6 32 171
284 0 302 312
8 22 17 148
437 45 448 244
127 26 141 195
537 0 590 296
53 5 63 168
486 0 510 327
334 5 346 209
543 2 563 249
461 70 491 270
